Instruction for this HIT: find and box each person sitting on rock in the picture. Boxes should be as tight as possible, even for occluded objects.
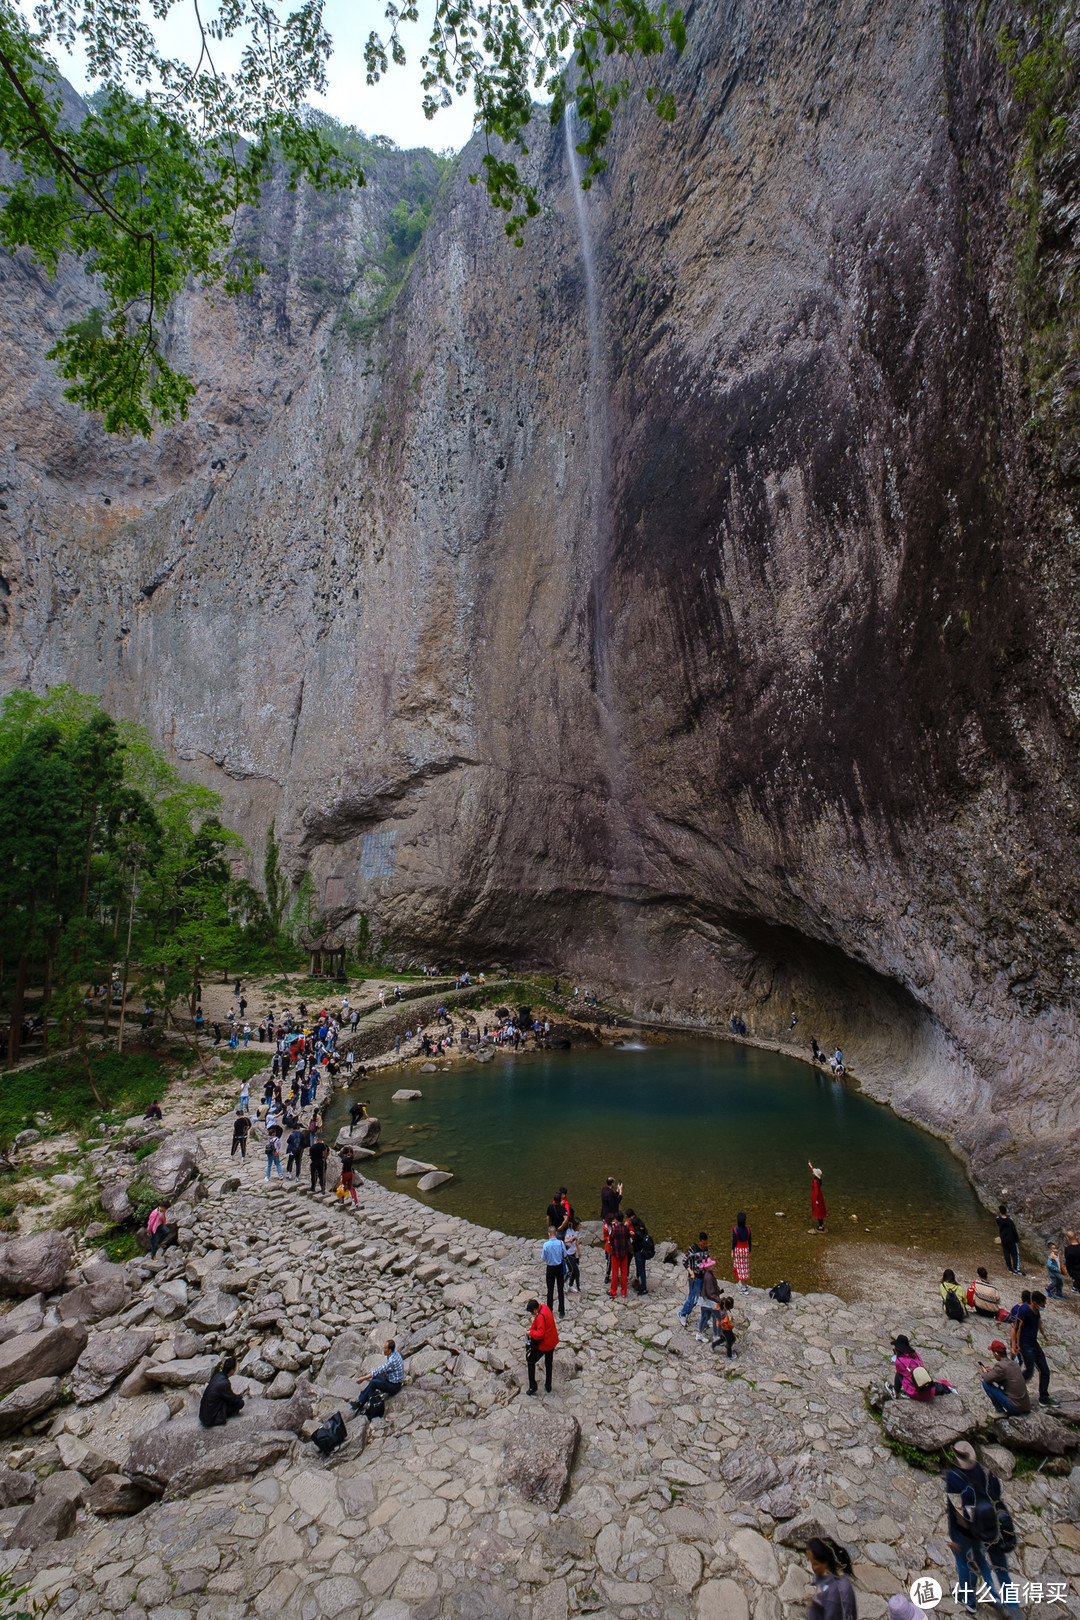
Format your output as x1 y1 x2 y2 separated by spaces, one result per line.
351 1340 404 1414
199 1355 245 1428
980 1339 1031 1417
143 1100 162 1120
970 1267 1002 1318
890 1334 955 1401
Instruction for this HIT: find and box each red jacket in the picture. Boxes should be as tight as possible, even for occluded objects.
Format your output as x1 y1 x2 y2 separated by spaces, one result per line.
528 1304 559 1352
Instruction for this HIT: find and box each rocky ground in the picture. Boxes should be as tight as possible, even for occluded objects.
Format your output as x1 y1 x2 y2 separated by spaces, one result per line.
0 1083 1077 1620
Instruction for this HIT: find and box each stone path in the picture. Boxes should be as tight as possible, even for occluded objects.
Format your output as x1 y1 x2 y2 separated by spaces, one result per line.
1 1107 1079 1620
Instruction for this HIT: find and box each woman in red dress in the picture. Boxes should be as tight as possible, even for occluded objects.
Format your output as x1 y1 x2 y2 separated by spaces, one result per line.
809 1162 827 1231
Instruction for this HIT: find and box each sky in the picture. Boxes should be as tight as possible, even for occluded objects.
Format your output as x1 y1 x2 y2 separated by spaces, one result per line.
36 0 483 153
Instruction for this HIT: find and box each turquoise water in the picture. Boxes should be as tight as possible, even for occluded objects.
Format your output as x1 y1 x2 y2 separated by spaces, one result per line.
325 1040 995 1291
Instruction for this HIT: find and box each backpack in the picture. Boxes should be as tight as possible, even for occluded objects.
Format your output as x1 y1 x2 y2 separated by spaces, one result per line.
961 1478 1000 1545
311 1411 347 1455
944 1288 966 1322
641 1234 656 1261
719 1313 734 1334
769 1281 792 1305
911 1365 933 1390
364 1393 386 1419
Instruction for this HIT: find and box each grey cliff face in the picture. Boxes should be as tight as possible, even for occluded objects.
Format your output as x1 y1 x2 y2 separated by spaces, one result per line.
3 0 1080 1226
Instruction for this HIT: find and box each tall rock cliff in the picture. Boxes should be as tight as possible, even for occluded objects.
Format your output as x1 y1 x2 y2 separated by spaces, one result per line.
3 0 1080 1226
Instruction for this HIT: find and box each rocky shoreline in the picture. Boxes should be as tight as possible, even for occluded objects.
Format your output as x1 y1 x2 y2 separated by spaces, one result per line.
0 1086 1075 1620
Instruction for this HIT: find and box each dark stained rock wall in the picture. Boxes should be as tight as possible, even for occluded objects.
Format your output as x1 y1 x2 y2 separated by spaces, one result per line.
3 0 1080 1228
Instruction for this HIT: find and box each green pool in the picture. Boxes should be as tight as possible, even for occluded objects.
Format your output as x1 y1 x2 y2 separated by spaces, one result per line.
325 1039 995 1292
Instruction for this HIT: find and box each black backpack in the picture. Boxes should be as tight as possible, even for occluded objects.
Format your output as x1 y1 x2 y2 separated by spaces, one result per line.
364 1393 386 1419
311 1411 347 1455
944 1288 966 1322
961 1477 1000 1545
769 1281 792 1305
641 1234 656 1261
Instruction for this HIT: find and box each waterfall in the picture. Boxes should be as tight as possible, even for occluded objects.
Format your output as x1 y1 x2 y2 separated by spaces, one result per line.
564 108 641 1013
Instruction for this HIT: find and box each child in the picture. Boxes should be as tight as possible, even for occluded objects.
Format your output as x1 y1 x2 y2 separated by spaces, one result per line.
713 1296 737 1359
1047 1245 1065 1299
564 1220 581 1293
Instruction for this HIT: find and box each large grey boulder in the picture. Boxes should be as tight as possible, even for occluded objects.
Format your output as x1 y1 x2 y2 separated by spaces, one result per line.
163 1432 297 1500
6 1491 76 1549
0 1323 88 1397
317 1331 367 1399
350 1116 380 1148
0 1295 44 1345
417 1171 453 1191
143 1353 218 1389
148 1136 202 1200
39 1470 89 1508
71 1329 156 1403
396 1156 438 1177
0 1376 62 1436
0 1232 72 1297
99 1180 134 1225
125 1384 313 1489
0 1467 35 1507
183 1293 235 1332
994 1410 1078 1456
392 1090 422 1102
882 1394 976 1452
498 1411 579 1509
58 1264 130 1326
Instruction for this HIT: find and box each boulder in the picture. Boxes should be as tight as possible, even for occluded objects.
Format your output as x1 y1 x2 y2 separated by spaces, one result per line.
882 1394 976 1452
56 1433 119 1481
0 1467 35 1507
116 1358 156 1399
148 1136 202 1200
163 1432 296 1500
85 1473 158 1516
498 1411 579 1509
396 1156 438 1177
416 1171 453 1191
352 1117 380 1148
0 1377 62 1436
0 1232 73 1298
71 1329 156 1403
994 1410 1077 1456
392 1090 422 1102
143 1353 219 1389
99 1180 134 1225
58 1268 130 1326
318 1330 367 1399
6 1491 76 1549
125 1384 313 1489
183 1293 234 1332
0 1294 44 1345
217 1177 241 1196
777 1509 842 1548
14 1130 40 1148
39 1470 89 1507
0 1323 88 1397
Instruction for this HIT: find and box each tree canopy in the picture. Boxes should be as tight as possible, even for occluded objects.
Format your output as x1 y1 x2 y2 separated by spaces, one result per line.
0 0 685 436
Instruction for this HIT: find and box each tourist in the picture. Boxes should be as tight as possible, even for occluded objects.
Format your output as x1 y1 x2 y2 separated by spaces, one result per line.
940 1270 968 1320
1046 1244 1065 1299
1012 1289 1051 1404
285 1125 304 1180
564 1220 582 1293
945 1441 1021 1617
890 1334 954 1400
888 1596 923 1620
809 1163 827 1231
627 1208 650 1294
524 1298 558 1395
147 1204 170 1258
608 1211 631 1299
230 1110 251 1159
542 1225 567 1316
714 1296 738 1359
546 1188 572 1235
199 1355 244 1428
996 1205 1022 1274
239 1077 249 1114
980 1340 1031 1416
806 1537 856 1620
600 1176 623 1221
1063 1229 1080 1293
350 1339 404 1413
264 1128 282 1179
696 1257 723 1342
144 1100 162 1121
731 1211 752 1294
678 1232 710 1324
309 1133 328 1194
339 1144 358 1207
348 1099 367 1135
969 1267 1001 1318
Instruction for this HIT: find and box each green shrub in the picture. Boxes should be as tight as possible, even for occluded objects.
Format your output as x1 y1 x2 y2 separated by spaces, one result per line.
0 1051 167 1148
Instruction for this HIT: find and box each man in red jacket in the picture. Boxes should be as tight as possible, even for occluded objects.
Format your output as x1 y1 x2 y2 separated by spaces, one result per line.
608 1212 632 1298
525 1298 559 1395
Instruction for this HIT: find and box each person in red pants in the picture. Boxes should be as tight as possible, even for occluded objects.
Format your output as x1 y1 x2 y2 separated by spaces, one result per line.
608 1212 631 1298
